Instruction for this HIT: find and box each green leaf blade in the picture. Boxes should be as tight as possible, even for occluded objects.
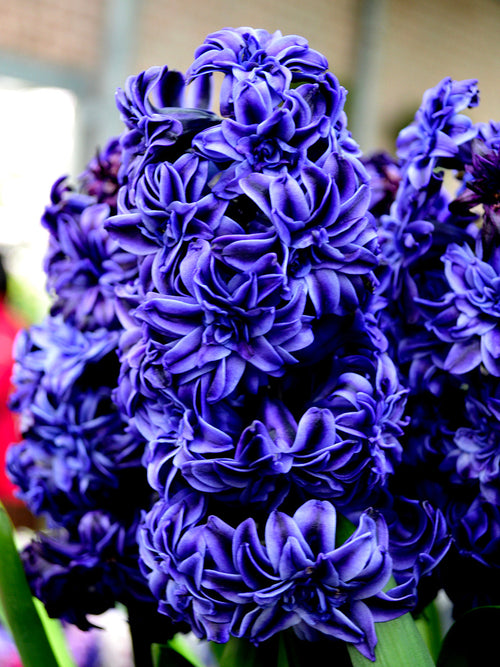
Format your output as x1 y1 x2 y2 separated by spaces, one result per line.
153 633 211 667
0 503 74 667
347 611 436 667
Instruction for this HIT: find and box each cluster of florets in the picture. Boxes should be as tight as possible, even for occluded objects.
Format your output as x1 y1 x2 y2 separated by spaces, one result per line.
17 25 500 662
367 74 500 616
99 27 453 660
6 139 165 631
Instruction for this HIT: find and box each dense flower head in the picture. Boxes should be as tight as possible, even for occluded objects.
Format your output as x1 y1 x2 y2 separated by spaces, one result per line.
20 25 500 656
8 314 153 627
104 28 424 644
140 493 412 660
364 73 500 620
396 77 479 189
7 316 146 524
418 241 500 376
10 134 151 631
122 309 407 515
108 47 381 446
22 510 152 630
186 27 329 118
41 146 137 331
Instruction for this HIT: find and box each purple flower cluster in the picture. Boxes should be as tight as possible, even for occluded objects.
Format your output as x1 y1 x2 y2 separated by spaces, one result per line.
101 28 449 660
23 511 149 630
396 77 479 189
42 139 136 331
369 71 500 617
141 493 413 658
14 26 493 663
7 319 140 524
6 141 163 631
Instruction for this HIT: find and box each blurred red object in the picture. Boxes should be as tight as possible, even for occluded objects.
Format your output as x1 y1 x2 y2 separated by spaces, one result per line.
0 297 23 504
0 255 36 527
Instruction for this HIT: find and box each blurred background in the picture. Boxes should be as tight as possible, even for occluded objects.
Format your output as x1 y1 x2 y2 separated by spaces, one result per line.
0 0 499 312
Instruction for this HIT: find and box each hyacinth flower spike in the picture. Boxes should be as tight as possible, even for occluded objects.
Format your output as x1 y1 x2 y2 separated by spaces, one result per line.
13 24 500 667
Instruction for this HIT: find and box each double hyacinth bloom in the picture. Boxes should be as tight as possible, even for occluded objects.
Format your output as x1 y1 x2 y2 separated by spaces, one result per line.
42 139 134 331
140 494 413 660
136 310 407 515
369 63 500 619
395 77 479 189
102 27 446 659
14 26 495 662
420 242 500 376
7 139 158 630
23 511 150 630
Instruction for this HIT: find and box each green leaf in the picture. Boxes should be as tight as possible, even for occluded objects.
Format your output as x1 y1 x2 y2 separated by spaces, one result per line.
152 633 210 667
0 502 71 667
336 514 357 545
34 598 77 667
211 633 353 667
216 637 262 667
337 514 436 666
152 642 202 667
277 634 290 667
347 611 436 667
212 635 291 667
415 600 443 662
436 606 500 667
